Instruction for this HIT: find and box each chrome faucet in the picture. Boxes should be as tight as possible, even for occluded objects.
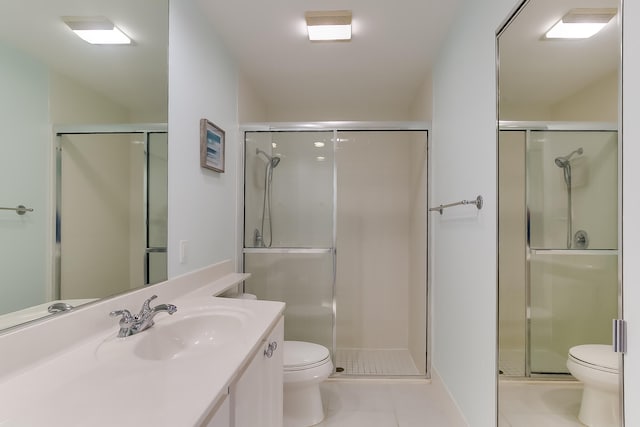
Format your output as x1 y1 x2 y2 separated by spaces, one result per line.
110 295 177 337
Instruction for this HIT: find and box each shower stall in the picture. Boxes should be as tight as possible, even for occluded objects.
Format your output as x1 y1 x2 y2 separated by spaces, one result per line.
242 123 429 377
55 124 168 301
498 122 618 377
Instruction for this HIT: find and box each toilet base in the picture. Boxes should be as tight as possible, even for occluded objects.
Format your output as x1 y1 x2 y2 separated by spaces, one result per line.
283 383 325 427
578 386 619 427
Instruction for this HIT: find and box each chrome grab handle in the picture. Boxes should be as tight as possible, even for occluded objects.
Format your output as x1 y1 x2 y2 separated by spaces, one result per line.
264 341 278 358
0 205 34 215
428 195 483 215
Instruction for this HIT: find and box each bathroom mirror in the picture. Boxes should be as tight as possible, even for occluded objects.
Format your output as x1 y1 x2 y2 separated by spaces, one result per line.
0 0 168 331
497 0 621 425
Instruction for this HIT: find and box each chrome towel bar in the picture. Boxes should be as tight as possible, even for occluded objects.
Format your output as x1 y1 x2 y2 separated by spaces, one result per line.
429 195 483 215
0 205 34 215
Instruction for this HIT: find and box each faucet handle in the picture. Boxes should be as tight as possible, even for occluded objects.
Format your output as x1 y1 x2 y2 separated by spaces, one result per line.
139 295 158 317
110 309 134 325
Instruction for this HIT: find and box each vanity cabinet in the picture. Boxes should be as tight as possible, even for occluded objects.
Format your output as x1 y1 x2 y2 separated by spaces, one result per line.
230 315 284 427
203 394 230 427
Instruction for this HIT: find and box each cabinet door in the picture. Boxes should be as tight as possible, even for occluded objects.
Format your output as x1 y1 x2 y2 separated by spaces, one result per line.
231 316 284 427
263 316 284 427
203 393 230 427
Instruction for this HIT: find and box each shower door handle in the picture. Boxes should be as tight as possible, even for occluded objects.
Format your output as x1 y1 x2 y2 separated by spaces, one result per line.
613 319 627 353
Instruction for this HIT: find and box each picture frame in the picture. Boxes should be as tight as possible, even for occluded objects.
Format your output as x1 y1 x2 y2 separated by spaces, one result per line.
200 118 225 173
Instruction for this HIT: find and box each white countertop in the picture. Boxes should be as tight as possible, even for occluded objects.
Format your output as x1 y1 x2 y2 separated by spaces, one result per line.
0 266 285 427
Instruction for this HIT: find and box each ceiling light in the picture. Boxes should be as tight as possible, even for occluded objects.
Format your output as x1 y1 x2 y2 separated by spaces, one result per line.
305 10 352 41
63 16 132 45
316 156 326 161
544 8 616 39
314 142 325 148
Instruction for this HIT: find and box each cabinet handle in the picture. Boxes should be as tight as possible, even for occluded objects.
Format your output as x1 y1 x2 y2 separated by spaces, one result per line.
264 341 278 358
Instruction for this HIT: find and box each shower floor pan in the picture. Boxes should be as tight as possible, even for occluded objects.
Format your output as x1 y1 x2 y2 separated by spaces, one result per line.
333 348 421 376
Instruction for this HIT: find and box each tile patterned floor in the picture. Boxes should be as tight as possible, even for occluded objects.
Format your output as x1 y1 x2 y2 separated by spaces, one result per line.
334 349 421 376
314 378 586 426
499 381 585 427
316 379 466 427
499 349 525 377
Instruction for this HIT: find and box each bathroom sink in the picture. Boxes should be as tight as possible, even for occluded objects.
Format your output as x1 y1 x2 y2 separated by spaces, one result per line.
96 307 250 362
134 311 246 360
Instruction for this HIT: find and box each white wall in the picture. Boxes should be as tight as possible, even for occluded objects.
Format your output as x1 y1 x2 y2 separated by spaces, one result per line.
266 102 411 122
0 42 49 316
49 72 130 124
551 71 618 122
622 1 640 423
429 0 519 424
168 0 239 276
410 74 433 121
238 74 268 123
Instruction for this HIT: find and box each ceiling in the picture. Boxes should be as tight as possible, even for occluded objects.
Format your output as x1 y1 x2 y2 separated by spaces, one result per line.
0 0 620 121
0 0 168 120
499 0 619 108
196 0 463 117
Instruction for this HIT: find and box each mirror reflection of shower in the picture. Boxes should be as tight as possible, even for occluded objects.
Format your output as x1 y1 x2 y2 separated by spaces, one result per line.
254 148 281 247
554 147 583 249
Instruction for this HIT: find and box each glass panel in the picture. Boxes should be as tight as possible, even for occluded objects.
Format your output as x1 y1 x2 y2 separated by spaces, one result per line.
244 252 334 352
335 130 428 376
528 131 618 250
527 130 619 374
60 133 144 299
147 132 168 284
530 252 618 374
148 252 167 285
244 131 334 248
498 130 527 377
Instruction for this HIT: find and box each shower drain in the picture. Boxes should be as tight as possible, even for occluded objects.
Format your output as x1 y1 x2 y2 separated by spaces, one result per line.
335 367 345 373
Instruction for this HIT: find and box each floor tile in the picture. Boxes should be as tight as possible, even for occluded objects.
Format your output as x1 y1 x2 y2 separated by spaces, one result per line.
319 379 465 427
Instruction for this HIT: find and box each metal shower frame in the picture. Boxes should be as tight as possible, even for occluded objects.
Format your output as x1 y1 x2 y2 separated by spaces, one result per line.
239 121 432 378
53 123 168 300
498 120 618 378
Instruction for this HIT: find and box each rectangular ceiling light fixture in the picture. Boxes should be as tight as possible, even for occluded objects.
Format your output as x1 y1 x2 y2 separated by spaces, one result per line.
305 10 352 41
63 16 132 45
545 8 616 39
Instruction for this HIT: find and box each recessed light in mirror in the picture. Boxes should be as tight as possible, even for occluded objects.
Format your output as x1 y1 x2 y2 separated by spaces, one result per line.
316 156 326 161
544 8 616 39
272 143 277 148
314 142 325 148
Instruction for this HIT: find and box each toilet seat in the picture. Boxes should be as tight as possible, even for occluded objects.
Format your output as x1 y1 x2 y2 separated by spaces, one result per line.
569 345 618 374
284 341 331 371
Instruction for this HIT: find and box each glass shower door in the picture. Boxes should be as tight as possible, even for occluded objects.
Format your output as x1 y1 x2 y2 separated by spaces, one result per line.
243 131 335 352
527 130 618 374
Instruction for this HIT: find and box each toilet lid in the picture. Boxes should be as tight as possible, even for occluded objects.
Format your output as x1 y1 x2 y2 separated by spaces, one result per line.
569 344 618 371
284 341 330 369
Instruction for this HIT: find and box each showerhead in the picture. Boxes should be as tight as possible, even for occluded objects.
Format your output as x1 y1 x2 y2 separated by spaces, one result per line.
554 148 583 168
256 148 281 168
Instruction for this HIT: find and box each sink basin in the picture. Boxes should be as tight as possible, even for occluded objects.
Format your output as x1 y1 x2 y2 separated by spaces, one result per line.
95 307 250 362
134 311 245 361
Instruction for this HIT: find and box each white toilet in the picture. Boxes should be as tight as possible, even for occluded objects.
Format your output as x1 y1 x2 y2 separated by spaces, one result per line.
283 340 333 427
566 344 619 427
225 293 333 426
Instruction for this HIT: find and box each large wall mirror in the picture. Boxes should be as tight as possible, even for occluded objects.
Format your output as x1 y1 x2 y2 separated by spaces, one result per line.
497 0 621 425
0 0 168 331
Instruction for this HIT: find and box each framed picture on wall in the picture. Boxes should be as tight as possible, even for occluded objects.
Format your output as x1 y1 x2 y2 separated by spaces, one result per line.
200 118 225 173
